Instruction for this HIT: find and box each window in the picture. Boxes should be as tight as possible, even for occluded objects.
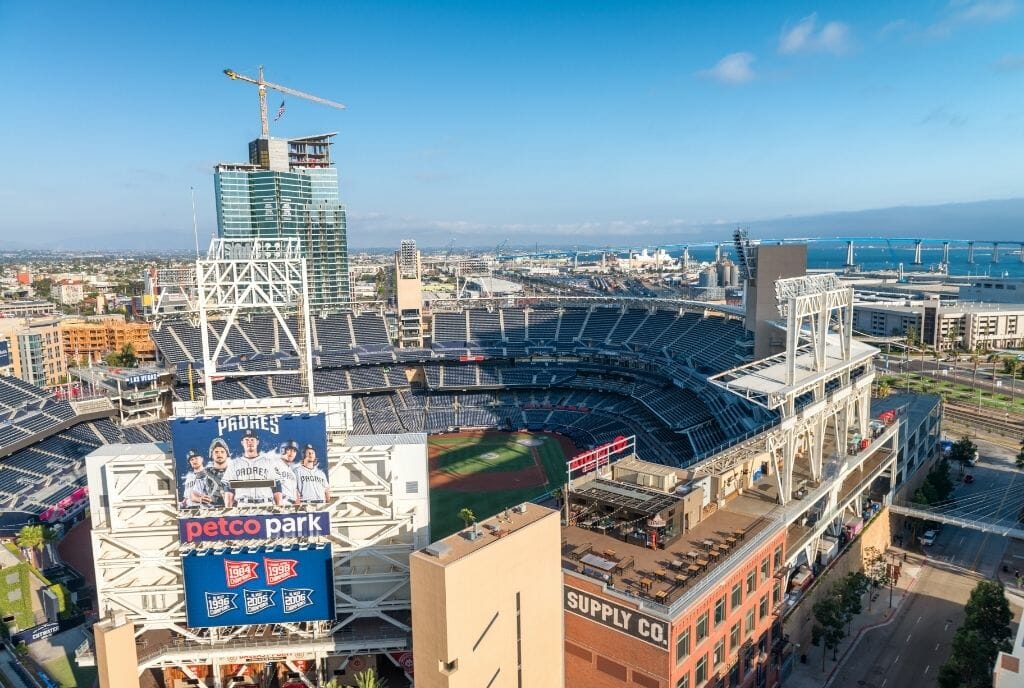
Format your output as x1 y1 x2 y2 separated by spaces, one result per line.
730 582 742 610
760 557 769 581
697 612 709 642
759 595 769 620
730 622 740 650
773 545 783 569
772 582 782 606
746 570 756 594
676 628 691 663
745 609 755 635
713 639 725 666
714 597 726 626
676 673 690 688
695 655 708 685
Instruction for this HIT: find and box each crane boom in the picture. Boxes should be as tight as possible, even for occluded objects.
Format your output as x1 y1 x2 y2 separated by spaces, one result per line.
224 66 346 139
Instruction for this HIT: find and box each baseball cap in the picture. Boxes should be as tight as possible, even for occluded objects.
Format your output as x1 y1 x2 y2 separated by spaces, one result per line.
208 438 229 454
303 443 316 452
241 429 259 439
281 439 299 450
187 449 202 460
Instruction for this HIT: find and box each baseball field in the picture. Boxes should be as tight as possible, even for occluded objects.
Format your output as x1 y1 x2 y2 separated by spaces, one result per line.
428 430 575 538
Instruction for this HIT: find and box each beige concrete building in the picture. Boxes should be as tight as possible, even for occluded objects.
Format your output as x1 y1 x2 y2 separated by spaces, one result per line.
92 611 141 688
411 504 564 688
395 239 424 347
995 611 1024 688
0 317 67 387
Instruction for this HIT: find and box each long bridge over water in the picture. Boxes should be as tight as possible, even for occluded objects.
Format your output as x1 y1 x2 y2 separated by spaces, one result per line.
498 236 1024 266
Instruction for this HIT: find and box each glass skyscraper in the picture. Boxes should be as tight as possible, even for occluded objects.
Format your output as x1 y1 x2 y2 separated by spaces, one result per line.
214 133 350 311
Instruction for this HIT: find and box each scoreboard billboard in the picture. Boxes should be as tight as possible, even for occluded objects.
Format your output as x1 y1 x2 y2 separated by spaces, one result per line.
171 413 329 510
182 545 334 627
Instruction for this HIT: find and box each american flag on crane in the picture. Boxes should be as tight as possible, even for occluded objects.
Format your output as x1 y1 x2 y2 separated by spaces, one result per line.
274 100 286 121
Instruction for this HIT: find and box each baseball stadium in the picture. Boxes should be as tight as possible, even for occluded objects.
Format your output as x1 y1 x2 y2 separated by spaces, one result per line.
0 240 902 687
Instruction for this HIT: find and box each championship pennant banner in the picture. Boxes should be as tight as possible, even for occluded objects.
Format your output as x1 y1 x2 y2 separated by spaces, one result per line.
182 545 334 627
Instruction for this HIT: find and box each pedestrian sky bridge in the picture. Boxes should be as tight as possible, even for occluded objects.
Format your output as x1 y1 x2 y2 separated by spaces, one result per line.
890 480 1024 540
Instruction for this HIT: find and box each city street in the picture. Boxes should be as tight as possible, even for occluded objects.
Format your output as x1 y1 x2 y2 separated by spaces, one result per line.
811 437 1020 687
825 562 980 688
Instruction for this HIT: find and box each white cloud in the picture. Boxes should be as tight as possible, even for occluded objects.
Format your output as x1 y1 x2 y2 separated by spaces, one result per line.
929 0 1016 36
878 18 909 37
779 13 853 55
994 53 1024 70
698 52 757 84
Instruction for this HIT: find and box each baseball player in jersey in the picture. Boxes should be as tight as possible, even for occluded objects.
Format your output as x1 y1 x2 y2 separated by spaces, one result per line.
200 437 231 508
276 439 300 505
222 429 282 506
181 450 210 508
294 444 330 504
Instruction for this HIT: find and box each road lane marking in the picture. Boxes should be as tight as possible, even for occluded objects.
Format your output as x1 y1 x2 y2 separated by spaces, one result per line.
894 655 901 664
906 633 912 643
935 643 940 651
916 616 922 625
882 680 887 687
925 665 931 675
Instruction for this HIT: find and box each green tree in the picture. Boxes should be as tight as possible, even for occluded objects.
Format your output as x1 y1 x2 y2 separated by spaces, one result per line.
938 580 1012 688
16 524 45 551
31 277 53 299
458 507 476 530
876 379 891 399
863 547 891 611
812 592 846 668
353 668 389 688
837 571 869 634
949 437 977 475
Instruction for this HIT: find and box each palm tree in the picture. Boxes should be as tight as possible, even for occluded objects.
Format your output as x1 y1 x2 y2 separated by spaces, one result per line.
354 669 388 688
877 380 891 399
458 507 476 530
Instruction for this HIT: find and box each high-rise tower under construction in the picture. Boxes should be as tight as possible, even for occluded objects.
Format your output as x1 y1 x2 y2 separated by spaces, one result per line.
214 133 350 311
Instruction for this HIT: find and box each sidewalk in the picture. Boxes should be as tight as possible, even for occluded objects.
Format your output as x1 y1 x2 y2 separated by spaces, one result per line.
783 550 922 688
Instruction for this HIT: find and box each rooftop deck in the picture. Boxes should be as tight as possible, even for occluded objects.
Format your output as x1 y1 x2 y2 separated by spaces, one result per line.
562 488 778 612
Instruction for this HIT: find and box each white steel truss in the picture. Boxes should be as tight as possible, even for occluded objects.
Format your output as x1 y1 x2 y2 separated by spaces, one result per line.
196 238 315 405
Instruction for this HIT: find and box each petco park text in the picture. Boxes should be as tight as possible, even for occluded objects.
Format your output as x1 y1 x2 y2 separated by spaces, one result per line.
180 512 330 543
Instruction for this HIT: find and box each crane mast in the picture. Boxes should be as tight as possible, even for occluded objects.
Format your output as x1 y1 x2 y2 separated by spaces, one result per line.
223 65 346 139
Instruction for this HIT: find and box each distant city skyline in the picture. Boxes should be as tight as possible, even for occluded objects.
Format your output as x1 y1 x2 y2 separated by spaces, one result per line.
2 1 1023 250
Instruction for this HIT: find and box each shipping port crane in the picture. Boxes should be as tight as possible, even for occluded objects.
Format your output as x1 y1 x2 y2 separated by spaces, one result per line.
223 65 346 139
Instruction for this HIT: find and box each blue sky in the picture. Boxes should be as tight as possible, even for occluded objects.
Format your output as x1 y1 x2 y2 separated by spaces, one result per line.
1 1 1023 249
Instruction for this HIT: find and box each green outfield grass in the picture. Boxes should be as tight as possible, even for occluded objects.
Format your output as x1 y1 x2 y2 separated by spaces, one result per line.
429 432 571 539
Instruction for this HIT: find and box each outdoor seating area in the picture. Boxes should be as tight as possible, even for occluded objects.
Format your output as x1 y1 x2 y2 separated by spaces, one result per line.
562 491 774 606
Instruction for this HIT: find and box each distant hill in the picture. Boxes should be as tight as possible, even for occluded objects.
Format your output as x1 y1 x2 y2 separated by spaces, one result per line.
6 197 1024 252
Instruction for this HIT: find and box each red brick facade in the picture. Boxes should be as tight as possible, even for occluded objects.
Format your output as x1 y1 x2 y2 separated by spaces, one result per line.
565 530 787 688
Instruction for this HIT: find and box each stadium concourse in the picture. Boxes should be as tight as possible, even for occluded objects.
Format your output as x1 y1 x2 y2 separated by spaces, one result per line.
151 301 774 469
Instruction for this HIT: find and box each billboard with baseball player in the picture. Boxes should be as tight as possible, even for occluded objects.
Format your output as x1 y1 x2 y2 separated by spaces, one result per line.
182 545 334 627
171 413 328 510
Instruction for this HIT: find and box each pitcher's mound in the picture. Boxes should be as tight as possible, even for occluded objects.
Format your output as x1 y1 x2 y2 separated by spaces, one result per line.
517 438 545 447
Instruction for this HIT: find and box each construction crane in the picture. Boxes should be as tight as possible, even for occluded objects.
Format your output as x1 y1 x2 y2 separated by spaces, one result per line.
223 65 346 139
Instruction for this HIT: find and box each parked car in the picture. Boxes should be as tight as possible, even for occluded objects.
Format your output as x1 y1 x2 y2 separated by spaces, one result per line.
919 530 937 546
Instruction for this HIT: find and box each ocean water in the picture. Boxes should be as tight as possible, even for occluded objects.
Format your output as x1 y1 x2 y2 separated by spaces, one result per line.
680 242 1024 279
